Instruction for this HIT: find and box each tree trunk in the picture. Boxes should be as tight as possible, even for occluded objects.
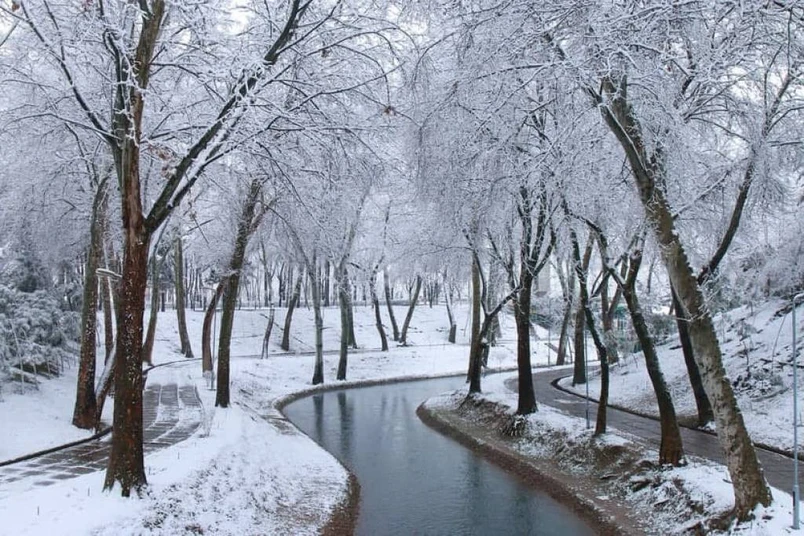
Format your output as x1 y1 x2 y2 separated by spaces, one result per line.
174 236 193 357
468 258 483 392
399 274 422 345
383 266 400 341
515 270 536 415
672 288 715 427
369 271 388 351
72 179 107 429
443 273 457 344
141 258 159 366
261 307 275 359
556 302 572 366
202 282 225 373
280 269 303 351
621 251 684 465
310 260 324 385
600 75 771 518
216 179 264 408
571 299 587 384
323 259 331 307
104 228 149 496
101 246 115 364
337 279 349 380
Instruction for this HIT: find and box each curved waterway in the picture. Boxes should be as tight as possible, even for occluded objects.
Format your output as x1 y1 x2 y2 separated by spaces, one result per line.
283 375 594 535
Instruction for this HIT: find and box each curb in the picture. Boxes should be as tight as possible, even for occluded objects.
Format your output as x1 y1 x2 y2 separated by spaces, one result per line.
548 372 804 462
0 357 201 468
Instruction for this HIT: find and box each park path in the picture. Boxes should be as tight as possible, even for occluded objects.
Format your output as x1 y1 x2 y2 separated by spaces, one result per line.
507 368 803 495
0 380 202 497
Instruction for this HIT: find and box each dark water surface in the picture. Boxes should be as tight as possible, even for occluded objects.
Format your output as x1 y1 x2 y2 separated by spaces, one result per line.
283 375 594 536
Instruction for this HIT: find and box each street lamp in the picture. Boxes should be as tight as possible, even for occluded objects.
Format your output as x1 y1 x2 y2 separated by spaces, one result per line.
793 292 804 530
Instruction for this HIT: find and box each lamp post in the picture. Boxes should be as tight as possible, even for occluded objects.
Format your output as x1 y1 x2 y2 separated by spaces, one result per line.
793 292 804 530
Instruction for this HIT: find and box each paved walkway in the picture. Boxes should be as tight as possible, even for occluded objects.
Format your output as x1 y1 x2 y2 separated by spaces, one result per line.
507 368 803 495
0 382 202 495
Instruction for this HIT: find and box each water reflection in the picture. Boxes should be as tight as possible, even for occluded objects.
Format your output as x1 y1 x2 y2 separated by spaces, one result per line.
285 377 593 536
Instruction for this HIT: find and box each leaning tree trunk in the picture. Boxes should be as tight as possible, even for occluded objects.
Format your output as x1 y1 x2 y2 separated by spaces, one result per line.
216 179 264 408
399 275 422 345
369 270 388 351
556 301 572 366
174 236 193 357
600 75 771 518
72 179 107 429
141 258 160 366
280 269 303 352
383 265 400 341
202 282 225 373
621 252 684 465
261 307 275 359
672 288 714 427
101 246 116 363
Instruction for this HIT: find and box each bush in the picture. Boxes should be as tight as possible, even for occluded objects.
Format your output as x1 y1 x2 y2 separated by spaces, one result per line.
0 284 79 380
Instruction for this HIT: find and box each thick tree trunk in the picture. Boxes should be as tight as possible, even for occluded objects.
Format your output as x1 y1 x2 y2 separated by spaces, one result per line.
202 282 225 373
515 271 536 415
672 288 714 427
399 274 422 345
141 259 159 366
468 259 483 392
369 272 388 351
104 230 149 496
600 76 771 518
72 180 107 429
174 237 193 357
280 270 303 351
383 266 400 341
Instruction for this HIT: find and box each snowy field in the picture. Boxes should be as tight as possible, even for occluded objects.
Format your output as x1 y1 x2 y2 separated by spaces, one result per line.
559 299 804 452
0 301 529 535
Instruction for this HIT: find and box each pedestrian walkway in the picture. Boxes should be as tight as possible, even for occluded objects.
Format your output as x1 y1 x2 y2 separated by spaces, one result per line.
0 382 202 496
509 368 804 495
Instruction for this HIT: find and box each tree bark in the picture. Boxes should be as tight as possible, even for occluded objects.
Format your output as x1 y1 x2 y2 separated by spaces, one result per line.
399 274 422 345
174 236 193 357
216 179 264 408
72 179 107 429
261 307 275 359
202 282 225 373
600 75 771 518
621 248 684 465
383 266 400 341
514 270 536 414
369 270 388 351
672 287 715 427
336 264 351 380
310 260 324 385
280 269 303 351
141 258 159 366
571 238 593 385
468 258 483 392
443 272 457 344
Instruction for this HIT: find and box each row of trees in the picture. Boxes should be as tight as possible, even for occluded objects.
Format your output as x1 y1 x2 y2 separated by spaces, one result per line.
1 0 801 525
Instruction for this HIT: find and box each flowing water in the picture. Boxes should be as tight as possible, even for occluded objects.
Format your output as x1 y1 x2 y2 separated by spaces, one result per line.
283 375 594 535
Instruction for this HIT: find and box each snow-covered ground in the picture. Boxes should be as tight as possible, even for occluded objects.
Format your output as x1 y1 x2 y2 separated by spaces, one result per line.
559 299 804 451
434 372 800 535
0 301 529 535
